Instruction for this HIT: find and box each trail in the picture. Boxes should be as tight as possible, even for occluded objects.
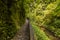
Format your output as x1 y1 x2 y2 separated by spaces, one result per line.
11 19 35 40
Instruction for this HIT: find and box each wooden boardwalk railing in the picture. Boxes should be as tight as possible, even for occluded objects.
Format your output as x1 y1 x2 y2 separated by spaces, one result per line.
11 18 35 40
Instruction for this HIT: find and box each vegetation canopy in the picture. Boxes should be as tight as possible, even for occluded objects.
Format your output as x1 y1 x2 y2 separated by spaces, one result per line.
0 0 60 40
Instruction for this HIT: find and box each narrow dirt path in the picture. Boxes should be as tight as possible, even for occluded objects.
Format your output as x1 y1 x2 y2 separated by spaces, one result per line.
11 23 30 40
11 19 35 40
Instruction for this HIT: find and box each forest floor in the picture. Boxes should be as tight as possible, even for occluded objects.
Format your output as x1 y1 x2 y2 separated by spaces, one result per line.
40 27 60 40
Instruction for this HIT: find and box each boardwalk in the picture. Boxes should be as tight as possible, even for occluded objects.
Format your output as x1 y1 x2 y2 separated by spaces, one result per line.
11 19 35 40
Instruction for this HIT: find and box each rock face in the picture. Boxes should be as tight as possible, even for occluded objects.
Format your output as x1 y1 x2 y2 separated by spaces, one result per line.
11 18 35 40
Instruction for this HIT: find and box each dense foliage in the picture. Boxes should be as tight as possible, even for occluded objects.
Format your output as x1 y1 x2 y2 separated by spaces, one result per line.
0 0 60 40
0 0 25 40
25 0 60 40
